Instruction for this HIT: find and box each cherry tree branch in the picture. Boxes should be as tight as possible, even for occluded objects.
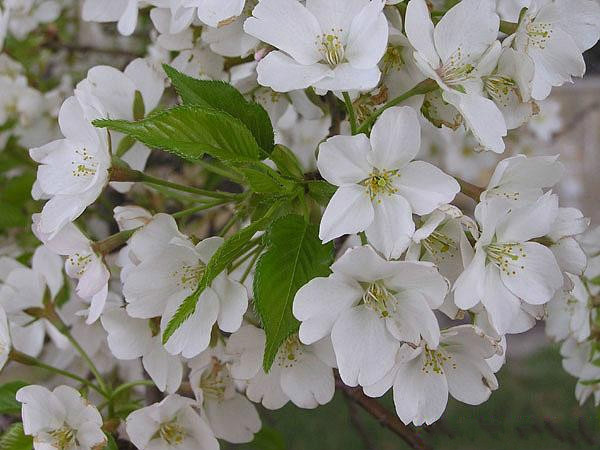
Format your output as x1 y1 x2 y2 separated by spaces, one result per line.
335 376 432 450
456 177 484 202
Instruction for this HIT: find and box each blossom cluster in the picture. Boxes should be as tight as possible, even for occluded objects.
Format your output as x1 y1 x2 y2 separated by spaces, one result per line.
0 0 600 449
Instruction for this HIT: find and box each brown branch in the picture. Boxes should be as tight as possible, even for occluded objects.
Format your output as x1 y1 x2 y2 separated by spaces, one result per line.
456 177 484 202
335 376 432 450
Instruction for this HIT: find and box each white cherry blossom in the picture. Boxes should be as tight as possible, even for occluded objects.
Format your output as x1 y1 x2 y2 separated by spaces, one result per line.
294 245 448 387
405 0 508 152
244 0 389 92
318 106 459 258
188 343 261 443
481 154 564 204
33 216 110 324
363 325 500 426
227 324 335 409
454 193 563 334
507 0 600 100
30 95 110 238
126 394 219 450
17 384 106 450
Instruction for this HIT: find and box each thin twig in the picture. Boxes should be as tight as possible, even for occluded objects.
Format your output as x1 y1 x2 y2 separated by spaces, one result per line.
343 391 375 449
335 376 432 450
326 92 342 138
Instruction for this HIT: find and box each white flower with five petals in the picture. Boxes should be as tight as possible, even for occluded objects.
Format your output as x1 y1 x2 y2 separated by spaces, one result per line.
188 343 261 443
17 384 106 450
294 245 448 387
454 193 563 334
126 394 218 450
363 325 501 426
243 0 389 93
318 106 459 259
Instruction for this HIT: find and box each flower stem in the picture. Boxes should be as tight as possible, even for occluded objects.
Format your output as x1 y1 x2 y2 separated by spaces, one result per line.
172 199 232 219
92 229 135 255
139 173 242 200
195 158 245 184
41 307 110 394
343 92 358 135
108 380 155 401
10 350 108 398
110 163 241 200
356 79 438 133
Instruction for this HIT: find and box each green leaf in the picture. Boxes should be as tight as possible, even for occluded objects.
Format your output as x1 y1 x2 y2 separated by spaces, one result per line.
133 90 145 121
0 423 32 450
94 106 264 163
236 161 297 195
248 427 287 450
162 202 283 344
0 381 27 415
164 64 274 154
254 214 334 371
103 434 118 450
589 275 600 286
306 180 337 206
270 145 304 180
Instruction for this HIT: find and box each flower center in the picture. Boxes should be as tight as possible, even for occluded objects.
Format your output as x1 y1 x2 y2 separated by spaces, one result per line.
483 75 519 107
72 148 98 178
49 426 75 450
363 281 395 318
361 169 399 202
485 243 527 276
200 357 232 401
437 48 475 86
422 347 454 375
276 334 303 368
318 31 345 67
422 231 457 263
382 44 405 74
525 18 552 49
172 262 205 290
158 420 185 446
67 252 93 276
